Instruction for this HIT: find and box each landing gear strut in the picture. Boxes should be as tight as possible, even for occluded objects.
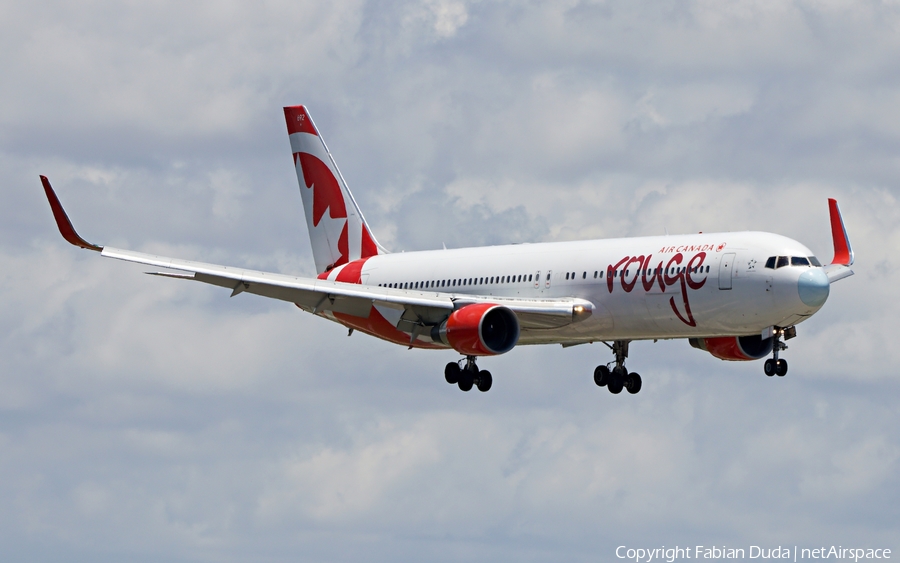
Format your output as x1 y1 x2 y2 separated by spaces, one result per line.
593 340 642 395
445 356 492 392
763 326 794 377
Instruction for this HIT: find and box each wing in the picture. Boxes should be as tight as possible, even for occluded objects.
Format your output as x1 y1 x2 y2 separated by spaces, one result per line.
40 177 592 334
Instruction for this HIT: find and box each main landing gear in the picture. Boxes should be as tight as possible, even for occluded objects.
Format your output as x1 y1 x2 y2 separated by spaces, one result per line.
763 326 795 377
593 340 642 395
445 356 493 392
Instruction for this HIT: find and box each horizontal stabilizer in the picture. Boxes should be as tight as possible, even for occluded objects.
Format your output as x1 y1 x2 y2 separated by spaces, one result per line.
823 264 854 283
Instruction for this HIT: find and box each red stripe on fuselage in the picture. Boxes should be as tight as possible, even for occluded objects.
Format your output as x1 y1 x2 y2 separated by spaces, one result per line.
335 258 369 283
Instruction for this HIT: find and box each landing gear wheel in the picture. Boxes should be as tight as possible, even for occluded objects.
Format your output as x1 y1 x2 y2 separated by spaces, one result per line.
445 362 461 384
775 359 788 377
608 365 627 394
476 370 493 392
458 372 474 392
593 365 610 387
764 359 776 377
625 372 642 394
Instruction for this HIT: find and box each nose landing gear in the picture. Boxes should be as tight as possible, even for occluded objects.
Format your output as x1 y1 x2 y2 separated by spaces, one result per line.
593 340 642 395
763 326 794 377
444 356 492 392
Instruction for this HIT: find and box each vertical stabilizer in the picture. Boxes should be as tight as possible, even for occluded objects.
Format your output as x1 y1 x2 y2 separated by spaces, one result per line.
284 106 386 274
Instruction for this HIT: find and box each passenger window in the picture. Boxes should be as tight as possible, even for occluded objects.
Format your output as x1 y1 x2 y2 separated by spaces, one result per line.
776 256 789 269
528 274 532 282
809 256 822 267
565 272 569 280
792 257 810 266
582 272 586 279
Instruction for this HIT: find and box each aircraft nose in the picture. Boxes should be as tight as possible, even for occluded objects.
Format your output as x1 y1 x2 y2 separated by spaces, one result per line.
798 268 830 307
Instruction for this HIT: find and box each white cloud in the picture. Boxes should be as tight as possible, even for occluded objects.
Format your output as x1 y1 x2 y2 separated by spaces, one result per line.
2 0 900 561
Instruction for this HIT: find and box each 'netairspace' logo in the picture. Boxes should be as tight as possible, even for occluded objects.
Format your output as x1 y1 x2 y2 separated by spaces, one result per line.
615 545 892 562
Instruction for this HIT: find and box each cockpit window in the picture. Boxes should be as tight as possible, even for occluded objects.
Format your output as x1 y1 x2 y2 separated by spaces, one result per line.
767 255 820 269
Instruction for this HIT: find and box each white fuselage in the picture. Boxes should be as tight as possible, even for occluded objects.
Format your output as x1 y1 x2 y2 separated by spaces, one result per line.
330 231 822 345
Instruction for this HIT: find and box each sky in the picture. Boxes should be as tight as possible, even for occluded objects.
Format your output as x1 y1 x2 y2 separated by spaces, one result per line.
1 0 899 561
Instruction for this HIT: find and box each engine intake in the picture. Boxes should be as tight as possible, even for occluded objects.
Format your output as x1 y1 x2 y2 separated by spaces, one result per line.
689 335 774 361
432 303 520 356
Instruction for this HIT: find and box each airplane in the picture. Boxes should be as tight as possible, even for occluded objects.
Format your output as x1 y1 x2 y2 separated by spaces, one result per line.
39 105 855 395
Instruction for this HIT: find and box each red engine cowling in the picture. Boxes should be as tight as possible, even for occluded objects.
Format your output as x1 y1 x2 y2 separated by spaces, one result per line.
432 303 520 356
689 335 774 361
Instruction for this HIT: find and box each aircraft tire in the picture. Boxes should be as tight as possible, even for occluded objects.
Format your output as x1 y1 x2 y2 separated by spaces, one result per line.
476 370 492 392
593 365 610 387
626 372 642 394
445 362 461 384
775 359 788 377
458 376 473 392
764 359 776 376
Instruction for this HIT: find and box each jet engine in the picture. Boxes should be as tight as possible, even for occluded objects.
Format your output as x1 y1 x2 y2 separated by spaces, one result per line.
689 335 774 361
432 303 520 356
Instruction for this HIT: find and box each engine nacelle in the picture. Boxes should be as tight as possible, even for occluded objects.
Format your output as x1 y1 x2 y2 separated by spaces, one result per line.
432 303 520 356
689 335 774 361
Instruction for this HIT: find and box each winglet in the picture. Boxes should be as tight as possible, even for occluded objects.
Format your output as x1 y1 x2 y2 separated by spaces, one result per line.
828 198 853 266
40 176 103 252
